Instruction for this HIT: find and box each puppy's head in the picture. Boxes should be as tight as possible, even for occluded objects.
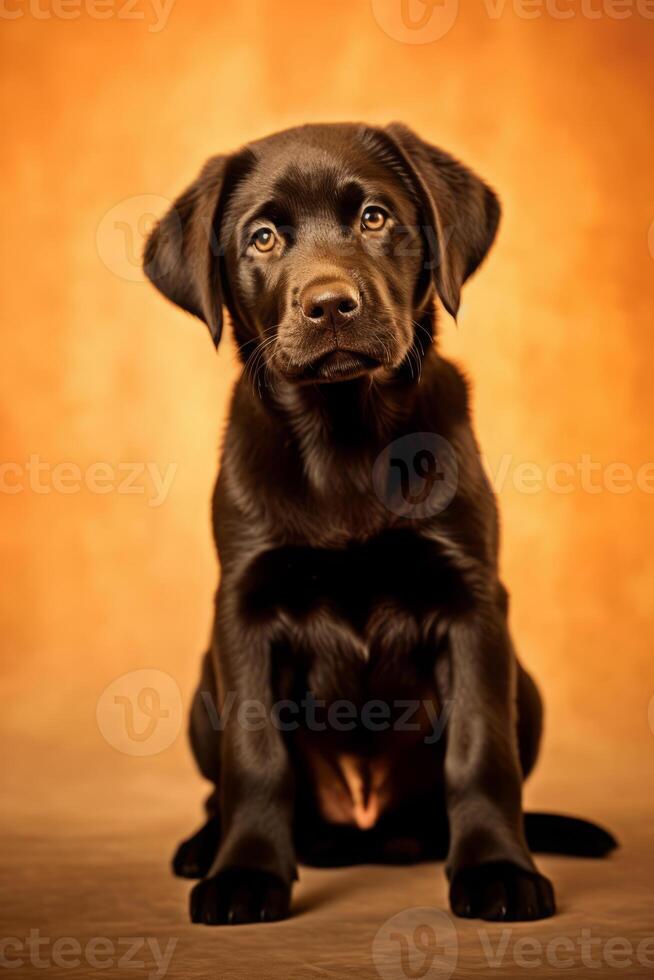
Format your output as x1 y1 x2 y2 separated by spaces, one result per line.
144 123 500 385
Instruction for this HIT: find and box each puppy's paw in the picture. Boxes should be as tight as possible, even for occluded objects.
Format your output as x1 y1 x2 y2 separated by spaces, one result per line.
172 818 221 879
450 861 556 921
190 869 291 925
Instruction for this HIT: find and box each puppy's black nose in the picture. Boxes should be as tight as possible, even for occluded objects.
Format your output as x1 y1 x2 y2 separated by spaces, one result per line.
300 281 360 327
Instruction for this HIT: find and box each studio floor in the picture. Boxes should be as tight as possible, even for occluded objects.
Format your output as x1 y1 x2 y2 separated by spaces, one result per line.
3 742 653 980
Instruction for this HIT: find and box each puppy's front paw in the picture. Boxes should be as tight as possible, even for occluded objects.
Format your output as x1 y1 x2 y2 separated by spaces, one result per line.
190 869 291 925
450 861 556 921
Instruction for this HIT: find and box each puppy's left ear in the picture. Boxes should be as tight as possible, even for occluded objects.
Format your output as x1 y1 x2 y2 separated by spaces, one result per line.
385 123 501 319
143 155 227 346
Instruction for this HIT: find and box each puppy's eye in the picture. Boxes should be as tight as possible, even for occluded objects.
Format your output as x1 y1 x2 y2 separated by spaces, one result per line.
361 207 388 232
252 227 276 253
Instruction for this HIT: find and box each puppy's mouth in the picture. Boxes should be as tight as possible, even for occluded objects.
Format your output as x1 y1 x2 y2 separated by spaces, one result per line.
301 349 382 383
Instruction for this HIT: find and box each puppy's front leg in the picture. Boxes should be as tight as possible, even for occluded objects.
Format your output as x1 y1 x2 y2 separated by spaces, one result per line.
444 601 555 921
190 605 296 926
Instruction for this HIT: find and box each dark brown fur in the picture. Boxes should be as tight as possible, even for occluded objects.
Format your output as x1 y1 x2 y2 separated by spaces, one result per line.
144 122 616 926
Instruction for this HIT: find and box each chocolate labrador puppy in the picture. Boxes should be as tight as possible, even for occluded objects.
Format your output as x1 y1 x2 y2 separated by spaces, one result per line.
143 122 616 926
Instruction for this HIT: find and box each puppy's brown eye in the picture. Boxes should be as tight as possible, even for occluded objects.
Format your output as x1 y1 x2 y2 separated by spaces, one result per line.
361 207 388 232
252 227 276 252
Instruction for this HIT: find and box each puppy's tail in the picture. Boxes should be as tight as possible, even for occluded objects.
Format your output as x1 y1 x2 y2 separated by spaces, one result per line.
524 812 618 857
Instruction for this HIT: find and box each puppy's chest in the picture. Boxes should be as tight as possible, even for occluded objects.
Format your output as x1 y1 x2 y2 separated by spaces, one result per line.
239 530 471 696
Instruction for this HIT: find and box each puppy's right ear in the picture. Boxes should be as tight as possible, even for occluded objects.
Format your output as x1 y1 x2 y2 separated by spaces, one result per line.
143 155 227 347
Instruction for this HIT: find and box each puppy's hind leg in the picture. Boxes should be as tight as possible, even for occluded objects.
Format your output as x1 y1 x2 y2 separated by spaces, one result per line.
516 661 543 780
173 798 222 880
172 651 223 879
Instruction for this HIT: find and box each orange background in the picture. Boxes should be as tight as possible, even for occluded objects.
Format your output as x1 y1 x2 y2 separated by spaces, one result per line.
2 0 653 839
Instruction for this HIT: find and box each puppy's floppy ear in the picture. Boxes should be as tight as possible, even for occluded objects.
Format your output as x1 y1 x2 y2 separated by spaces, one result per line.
143 155 227 346
384 123 501 319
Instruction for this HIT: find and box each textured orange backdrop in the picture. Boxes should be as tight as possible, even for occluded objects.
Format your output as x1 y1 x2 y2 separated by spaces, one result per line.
1 0 653 837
